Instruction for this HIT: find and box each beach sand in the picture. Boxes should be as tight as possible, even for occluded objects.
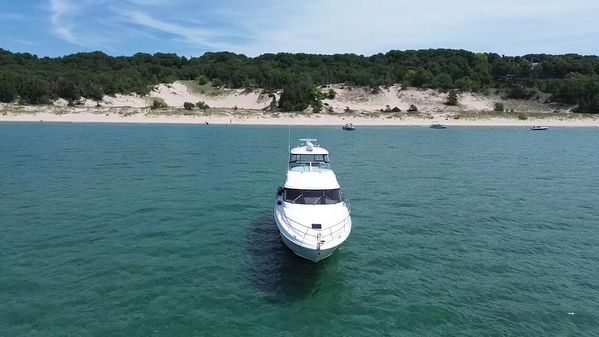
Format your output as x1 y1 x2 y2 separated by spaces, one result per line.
1 109 598 127
2 81 597 127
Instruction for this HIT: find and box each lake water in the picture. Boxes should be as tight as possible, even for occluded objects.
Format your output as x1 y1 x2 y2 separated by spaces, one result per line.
1 123 598 336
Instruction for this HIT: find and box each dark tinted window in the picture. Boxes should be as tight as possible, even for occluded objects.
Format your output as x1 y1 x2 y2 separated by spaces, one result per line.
324 189 341 204
303 190 322 204
283 189 342 204
284 189 302 203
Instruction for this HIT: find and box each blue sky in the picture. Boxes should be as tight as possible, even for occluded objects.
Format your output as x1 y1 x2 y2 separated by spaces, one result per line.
1 0 599 57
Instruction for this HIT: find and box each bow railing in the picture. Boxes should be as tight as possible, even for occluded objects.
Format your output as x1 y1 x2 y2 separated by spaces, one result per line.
275 201 351 246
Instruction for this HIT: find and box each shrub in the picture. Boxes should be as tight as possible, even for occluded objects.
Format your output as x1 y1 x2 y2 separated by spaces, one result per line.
325 89 336 99
505 85 536 100
407 104 418 112
494 102 505 112
312 104 322 113
517 113 528 120
211 78 223 87
445 90 458 106
183 102 194 110
268 97 277 110
391 106 401 112
151 99 167 109
197 75 209 85
0 80 17 102
196 101 209 109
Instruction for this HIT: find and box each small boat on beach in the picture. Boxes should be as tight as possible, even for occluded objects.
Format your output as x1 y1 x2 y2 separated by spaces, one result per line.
274 139 352 262
430 121 446 129
530 126 549 131
342 123 355 131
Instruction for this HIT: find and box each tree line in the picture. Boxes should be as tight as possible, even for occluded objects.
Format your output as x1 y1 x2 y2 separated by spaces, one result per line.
0 48 598 112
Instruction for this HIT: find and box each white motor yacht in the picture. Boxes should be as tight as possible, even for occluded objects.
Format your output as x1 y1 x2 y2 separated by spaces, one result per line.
274 139 352 262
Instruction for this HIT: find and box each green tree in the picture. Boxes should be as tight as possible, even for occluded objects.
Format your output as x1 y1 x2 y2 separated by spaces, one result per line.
0 48 598 112
432 73 453 89
446 90 458 106
20 78 51 104
56 78 81 101
278 82 315 111
0 78 17 102
197 75 209 85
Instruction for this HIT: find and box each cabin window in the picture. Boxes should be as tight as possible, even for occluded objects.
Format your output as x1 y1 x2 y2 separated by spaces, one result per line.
289 154 331 170
289 154 330 163
283 188 342 204
324 189 341 204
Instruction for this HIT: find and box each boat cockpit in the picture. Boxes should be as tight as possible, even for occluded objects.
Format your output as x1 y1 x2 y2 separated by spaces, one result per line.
289 154 331 172
282 188 342 205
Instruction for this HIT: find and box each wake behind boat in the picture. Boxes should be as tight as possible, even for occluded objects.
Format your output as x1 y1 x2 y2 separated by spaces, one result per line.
274 139 352 262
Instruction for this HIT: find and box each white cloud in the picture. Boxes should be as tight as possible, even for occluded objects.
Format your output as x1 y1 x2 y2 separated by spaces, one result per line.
115 8 236 50
37 0 599 56
125 0 171 5
226 0 599 56
48 0 81 45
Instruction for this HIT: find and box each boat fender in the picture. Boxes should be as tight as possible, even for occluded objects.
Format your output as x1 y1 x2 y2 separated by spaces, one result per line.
277 187 283 196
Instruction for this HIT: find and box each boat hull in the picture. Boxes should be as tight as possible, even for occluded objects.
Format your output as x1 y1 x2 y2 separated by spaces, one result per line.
278 229 339 262
273 208 348 263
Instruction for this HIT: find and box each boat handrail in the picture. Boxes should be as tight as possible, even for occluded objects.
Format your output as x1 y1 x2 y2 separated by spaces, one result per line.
275 206 351 244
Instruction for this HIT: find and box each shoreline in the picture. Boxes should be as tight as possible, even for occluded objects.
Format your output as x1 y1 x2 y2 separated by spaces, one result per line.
1 111 599 127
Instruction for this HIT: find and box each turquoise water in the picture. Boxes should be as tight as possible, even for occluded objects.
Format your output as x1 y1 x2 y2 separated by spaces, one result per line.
1 123 598 336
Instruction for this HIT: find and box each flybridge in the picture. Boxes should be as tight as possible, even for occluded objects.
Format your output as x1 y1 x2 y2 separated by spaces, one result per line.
299 138 317 151
290 139 329 155
289 139 331 172
274 138 352 262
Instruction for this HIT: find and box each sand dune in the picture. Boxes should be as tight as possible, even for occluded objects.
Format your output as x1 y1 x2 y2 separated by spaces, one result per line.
2 81 591 126
44 81 572 115
322 84 570 114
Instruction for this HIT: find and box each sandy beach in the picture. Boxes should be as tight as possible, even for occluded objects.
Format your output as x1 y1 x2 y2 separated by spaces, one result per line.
2 81 598 127
1 109 599 127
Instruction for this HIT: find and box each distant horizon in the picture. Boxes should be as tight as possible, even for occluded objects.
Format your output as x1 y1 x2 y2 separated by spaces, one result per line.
2 47 599 59
1 0 598 57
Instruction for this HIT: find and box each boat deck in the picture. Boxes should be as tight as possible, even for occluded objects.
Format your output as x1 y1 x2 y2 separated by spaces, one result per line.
289 163 331 173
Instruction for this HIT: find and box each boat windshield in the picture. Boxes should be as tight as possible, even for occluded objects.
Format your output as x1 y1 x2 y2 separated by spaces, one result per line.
289 154 330 170
283 188 342 205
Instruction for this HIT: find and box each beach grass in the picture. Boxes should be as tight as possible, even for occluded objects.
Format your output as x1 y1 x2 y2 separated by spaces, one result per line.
453 111 595 121
179 80 227 96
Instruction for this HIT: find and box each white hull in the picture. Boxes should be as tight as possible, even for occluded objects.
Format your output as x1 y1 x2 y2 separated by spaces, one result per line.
274 138 352 263
278 229 339 262
274 205 351 263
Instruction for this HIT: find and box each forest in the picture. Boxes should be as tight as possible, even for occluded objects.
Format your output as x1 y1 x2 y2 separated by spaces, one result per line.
1 48 598 112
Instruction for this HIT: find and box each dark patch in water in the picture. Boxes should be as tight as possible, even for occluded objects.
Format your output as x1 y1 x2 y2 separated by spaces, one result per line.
245 213 325 303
